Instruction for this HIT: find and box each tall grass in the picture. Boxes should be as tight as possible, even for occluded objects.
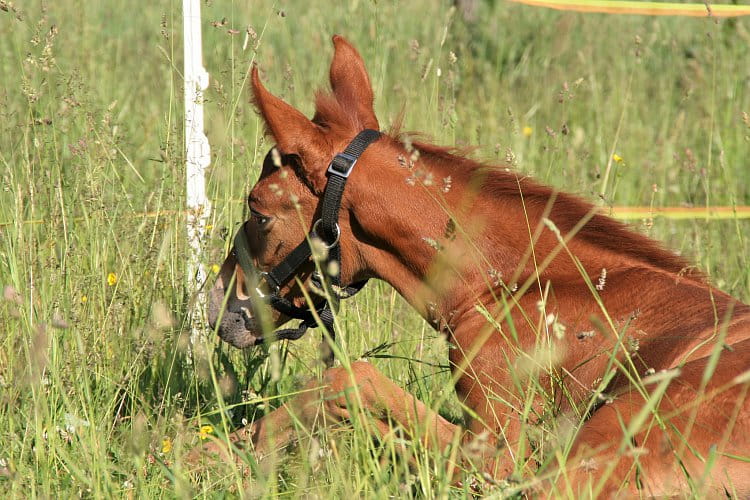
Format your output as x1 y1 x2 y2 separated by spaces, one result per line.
1 0 748 497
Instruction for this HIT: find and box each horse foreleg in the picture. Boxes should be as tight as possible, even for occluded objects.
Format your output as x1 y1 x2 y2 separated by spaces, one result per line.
184 395 299 467
327 361 460 448
187 360 460 467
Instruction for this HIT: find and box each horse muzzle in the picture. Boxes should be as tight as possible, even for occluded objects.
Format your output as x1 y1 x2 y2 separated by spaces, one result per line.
207 274 262 349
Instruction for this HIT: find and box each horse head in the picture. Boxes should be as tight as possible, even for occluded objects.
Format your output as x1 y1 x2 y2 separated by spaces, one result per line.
208 36 383 348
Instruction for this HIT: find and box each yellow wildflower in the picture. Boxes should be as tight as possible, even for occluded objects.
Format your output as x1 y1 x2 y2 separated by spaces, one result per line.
161 437 173 454
81 295 88 304
199 424 214 440
211 264 220 274
522 126 533 137
612 153 623 164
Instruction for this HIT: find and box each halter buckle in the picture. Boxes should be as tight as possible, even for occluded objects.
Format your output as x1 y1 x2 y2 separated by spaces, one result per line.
327 152 358 178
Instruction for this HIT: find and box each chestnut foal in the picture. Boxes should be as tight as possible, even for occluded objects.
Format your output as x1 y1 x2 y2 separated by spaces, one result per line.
196 36 750 496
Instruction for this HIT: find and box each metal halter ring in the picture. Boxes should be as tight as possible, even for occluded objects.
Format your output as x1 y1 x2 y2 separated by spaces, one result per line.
311 219 340 249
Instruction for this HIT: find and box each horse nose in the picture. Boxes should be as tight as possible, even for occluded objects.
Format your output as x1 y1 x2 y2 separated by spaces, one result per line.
206 271 263 348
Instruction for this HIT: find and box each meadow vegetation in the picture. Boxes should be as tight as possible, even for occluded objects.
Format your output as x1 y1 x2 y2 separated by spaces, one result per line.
1 0 749 496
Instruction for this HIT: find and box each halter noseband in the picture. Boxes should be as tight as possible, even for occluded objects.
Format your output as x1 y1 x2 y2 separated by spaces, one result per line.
232 129 381 350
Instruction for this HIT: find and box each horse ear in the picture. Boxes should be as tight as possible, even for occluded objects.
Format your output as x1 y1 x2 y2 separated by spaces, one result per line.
251 65 330 191
329 35 379 130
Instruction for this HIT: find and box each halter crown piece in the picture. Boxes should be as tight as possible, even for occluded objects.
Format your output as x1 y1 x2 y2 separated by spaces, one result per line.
232 129 381 354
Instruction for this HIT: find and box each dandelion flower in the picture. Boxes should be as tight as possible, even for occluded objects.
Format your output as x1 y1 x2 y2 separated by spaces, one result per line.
612 153 623 164
107 272 118 286
81 295 88 304
161 438 173 454
211 264 220 274
522 126 533 137
199 424 214 440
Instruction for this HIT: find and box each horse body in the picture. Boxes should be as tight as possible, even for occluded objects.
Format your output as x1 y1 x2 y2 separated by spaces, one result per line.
196 35 750 496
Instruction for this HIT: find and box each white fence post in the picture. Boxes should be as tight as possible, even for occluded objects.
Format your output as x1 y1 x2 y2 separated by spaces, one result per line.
183 0 212 354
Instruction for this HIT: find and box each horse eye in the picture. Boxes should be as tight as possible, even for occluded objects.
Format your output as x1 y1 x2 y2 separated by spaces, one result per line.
250 209 271 227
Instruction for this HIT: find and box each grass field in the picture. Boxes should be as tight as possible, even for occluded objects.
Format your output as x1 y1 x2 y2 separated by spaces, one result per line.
1 0 749 497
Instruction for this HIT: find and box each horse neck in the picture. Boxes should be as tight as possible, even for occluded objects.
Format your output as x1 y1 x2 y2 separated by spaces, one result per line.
348 141 698 329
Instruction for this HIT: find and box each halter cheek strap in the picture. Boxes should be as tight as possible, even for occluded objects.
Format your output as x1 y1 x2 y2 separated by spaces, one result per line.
232 129 381 352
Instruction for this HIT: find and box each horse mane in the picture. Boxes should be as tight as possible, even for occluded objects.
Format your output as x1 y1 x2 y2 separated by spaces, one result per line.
408 139 703 282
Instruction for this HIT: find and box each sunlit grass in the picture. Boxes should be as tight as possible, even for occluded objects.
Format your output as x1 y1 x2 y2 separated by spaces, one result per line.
1 0 748 497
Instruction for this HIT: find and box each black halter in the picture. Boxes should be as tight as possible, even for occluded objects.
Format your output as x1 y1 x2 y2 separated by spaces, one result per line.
232 129 381 349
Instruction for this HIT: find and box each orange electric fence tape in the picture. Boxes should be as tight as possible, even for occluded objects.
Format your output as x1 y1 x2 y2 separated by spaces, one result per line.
2 206 750 228
508 0 750 17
